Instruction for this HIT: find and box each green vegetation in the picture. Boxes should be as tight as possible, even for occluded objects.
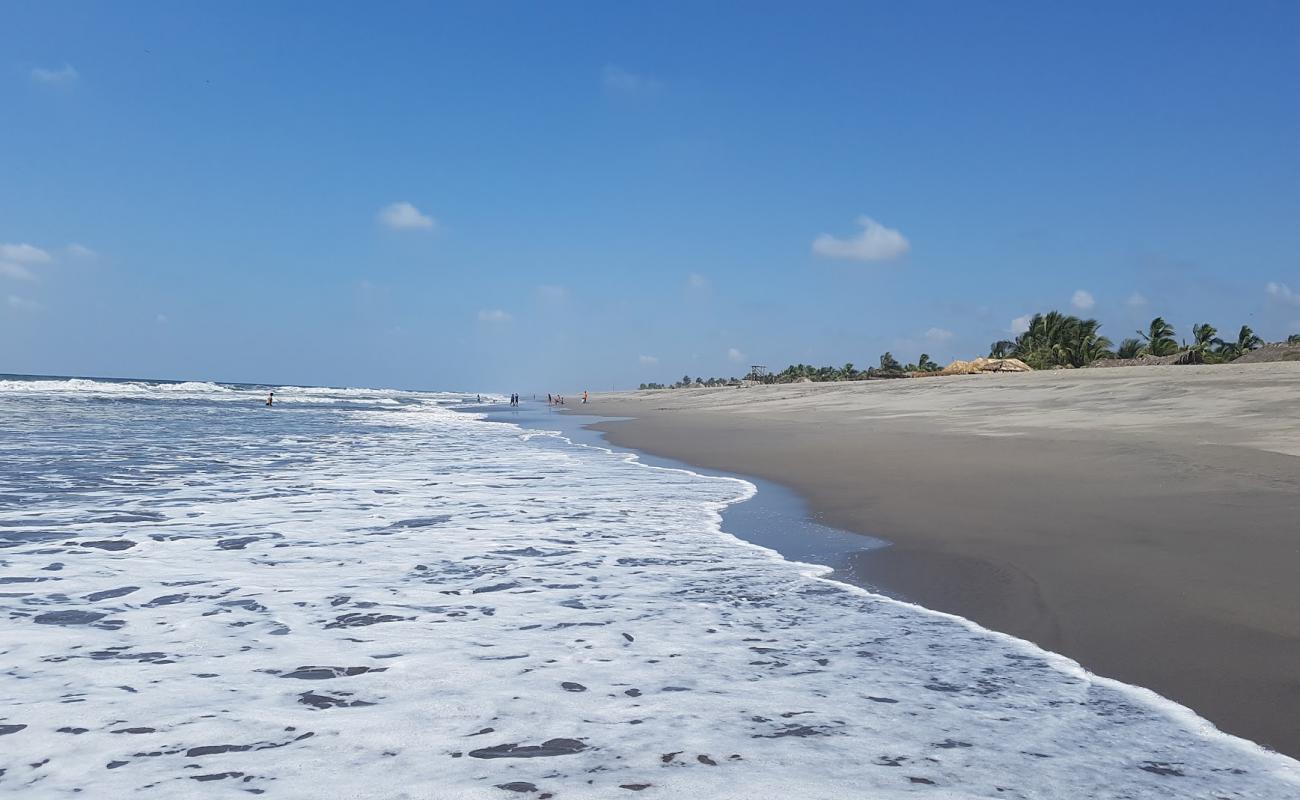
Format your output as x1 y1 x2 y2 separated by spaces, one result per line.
1213 325 1264 361
1289 334 1300 345
639 353 914 387
637 376 741 390
996 311 1113 369
914 354 942 373
877 352 904 377
1116 338 1144 359
1138 317 1178 357
990 313 1266 367
1191 323 1217 348
638 314 1278 389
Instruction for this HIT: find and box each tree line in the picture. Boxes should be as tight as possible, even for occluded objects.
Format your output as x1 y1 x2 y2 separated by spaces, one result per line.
988 312 1270 369
636 352 942 389
638 315 1294 390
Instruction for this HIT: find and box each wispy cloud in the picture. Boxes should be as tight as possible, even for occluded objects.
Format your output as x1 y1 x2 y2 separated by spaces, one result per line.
639 354 659 365
31 64 78 86
7 295 43 312
812 216 910 262
0 243 53 264
477 309 511 323
0 243 54 282
925 327 954 343
1125 292 1148 309
66 243 98 260
1266 282 1300 307
602 65 663 95
156 313 169 324
685 273 711 297
1011 314 1032 335
1071 289 1095 311
537 284 568 303
377 201 436 231
727 347 745 363
0 262 36 281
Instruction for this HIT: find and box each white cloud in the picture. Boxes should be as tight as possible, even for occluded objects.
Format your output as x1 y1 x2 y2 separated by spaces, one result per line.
1125 292 1148 309
0 243 53 264
602 65 663 95
685 273 711 295
377 201 436 231
66 243 98 260
537 284 568 302
31 64 78 86
156 313 168 324
1071 289 1095 311
811 216 910 262
638 355 659 365
1266 282 1300 307
0 262 36 281
477 309 511 323
727 347 745 363
7 295 43 312
924 327 954 343
1011 314 1032 335
1 243 73 282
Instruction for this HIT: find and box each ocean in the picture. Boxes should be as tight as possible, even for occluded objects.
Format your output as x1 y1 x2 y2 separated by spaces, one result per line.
1 376 1297 798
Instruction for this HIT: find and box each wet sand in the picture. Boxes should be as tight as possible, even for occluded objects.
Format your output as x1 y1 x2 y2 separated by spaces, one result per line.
572 364 1300 758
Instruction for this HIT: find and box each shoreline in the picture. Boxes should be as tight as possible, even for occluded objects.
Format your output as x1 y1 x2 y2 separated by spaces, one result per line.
565 363 1300 759
467 401 892 587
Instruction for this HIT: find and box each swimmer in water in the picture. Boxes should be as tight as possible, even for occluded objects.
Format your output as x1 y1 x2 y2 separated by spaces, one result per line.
266 392 274 406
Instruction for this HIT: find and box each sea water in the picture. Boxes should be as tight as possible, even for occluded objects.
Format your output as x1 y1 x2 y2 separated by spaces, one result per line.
1 377 1297 799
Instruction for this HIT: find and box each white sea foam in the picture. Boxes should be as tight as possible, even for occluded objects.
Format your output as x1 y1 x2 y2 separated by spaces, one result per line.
0 382 1297 798
155 381 235 393
0 376 490 406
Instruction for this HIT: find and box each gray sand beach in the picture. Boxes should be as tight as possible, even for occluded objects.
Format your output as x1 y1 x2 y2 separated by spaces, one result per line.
575 363 1300 758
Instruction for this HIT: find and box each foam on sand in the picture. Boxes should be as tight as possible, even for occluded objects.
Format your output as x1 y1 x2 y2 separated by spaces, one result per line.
0 381 1297 798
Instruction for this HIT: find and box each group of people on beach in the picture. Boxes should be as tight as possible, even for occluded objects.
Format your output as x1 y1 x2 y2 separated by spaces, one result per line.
509 393 520 406
545 391 588 406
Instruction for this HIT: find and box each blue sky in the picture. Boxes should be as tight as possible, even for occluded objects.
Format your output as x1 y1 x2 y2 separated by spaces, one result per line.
3 1 1298 391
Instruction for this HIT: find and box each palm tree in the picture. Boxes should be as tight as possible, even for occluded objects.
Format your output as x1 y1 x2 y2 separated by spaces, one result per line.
1289 334 1300 345
878 351 903 375
1011 311 1114 367
1216 325 1264 361
1011 312 1064 369
1074 332 1116 363
1116 338 1144 359
989 340 1014 358
917 354 940 372
1067 318 1114 365
1137 317 1177 357
1187 323 1221 363
1191 323 1218 349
